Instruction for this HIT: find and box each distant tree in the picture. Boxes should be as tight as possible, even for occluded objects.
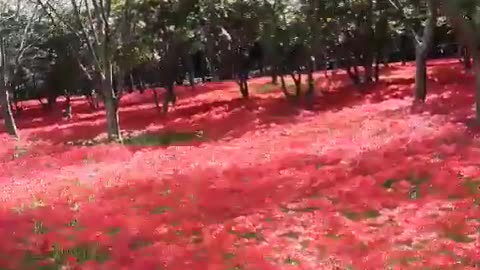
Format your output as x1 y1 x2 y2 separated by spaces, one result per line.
0 0 43 137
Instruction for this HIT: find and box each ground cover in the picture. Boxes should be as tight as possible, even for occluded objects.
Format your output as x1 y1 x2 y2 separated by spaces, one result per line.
0 59 479 269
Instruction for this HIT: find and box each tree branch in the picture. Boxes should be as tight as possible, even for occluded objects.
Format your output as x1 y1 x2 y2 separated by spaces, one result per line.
83 0 100 52
15 5 39 65
70 0 101 70
387 0 422 45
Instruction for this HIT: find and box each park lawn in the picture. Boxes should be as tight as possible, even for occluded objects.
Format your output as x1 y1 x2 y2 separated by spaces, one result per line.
0 59 480 269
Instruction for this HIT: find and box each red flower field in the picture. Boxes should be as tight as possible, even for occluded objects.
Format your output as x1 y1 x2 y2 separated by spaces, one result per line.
1 59 480 269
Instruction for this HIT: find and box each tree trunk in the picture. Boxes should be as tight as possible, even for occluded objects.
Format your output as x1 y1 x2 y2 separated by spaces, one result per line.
345 60 361 85
306 56 315 106
473 52 480 120
279 74 291 98
238 69 249 98
63 93 72 119
186 55 195 89
374 55 381 82
290 73 302 97
363 0 374 84
0 86 18 137
243 81 249 98
271 66 278 85
413 0 436 102
152 88 160 109
362 51 374 83
101 66 121 142
463 47 472 70
162 84 176 113
238 79 249 99
414 46 428 102
0 37 18 138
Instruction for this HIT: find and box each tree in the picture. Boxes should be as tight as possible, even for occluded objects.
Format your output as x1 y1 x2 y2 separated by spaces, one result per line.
388 0 437 102
37 0 135 142
441 0 480 120
0 35 18 137
0 0 42 138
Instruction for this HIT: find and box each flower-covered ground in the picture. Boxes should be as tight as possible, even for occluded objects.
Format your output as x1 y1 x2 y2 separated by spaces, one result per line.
1 59 480 269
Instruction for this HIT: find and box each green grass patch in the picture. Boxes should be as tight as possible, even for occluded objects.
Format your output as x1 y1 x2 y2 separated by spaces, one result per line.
388 256 421 267
33 220 48 235
123 131 203 147
150 206 171 215
256 83 279 94
324 232 341 239
445 231 475 243
107 227 121 236
66 219 79 228
405 173 430 186
382 178 398 189
463 178 480 195
223 252 236 260
256 82 297 95
382 174 429 200
238 231 264 241
279 206 321 213
280 231 301 239
190 230 203 244
284 256 300 266
128 239 153 250
341 209 380 221
21 243 110 269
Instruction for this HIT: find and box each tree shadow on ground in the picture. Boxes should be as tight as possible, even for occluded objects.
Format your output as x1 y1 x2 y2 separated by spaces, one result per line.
11 59 470 145
1 123 478 269
26 75 371 145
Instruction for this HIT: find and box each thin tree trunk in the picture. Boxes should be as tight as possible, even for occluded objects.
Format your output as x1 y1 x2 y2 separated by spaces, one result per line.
238 79 249 99
345 59 361 85
290 73 302 97
306 56 315 106
162 83 176 113
242 80 249 98
186 55 195 89
413 0 436 102
464 47 472 70
271 64 279 85
152 88 160 109
363 0 374 83
102 66 121 142
414 47 428 102
0 36 18 138
473 51 480 120
374 55 381 82
0 86 18 137
279 74 291 98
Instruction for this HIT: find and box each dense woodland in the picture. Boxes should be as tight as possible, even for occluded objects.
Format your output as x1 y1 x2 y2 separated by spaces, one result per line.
0 0 479 141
